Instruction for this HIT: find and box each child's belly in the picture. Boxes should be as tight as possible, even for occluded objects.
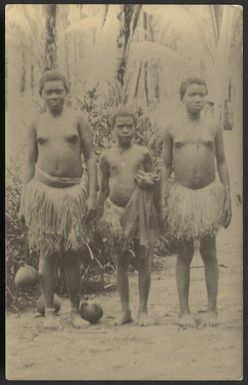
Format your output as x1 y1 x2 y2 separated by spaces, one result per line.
109 176 136 207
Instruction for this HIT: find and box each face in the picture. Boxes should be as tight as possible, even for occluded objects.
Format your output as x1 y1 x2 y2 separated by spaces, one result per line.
114 115 135 146
41 80 66 112
182 83 207 114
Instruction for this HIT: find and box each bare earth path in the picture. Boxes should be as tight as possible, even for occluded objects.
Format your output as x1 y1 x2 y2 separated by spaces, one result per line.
6 204 242 380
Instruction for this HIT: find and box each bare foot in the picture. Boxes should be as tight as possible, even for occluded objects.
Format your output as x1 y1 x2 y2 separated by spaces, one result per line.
177 313 196 329
114 311 133 326
71 310 89 329
138 311 153 327
43 310 62 330
201 311 219 327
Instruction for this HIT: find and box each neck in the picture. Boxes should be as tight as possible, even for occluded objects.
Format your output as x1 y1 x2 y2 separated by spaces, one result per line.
118 141 132 150
48 108 63 117
186 110 201 121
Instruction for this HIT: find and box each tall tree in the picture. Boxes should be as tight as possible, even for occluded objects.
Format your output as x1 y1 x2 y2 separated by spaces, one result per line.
45 4 57 70
208 5 236 127
116 4 142 88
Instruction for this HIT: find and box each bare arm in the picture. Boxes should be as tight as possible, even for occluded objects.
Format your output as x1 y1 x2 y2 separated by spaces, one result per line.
215 126 231 190
135 149 156 189
19 122 37 217
142 150 153 173
160 127 173 208
78 114 97 206
23 122 38 185
98 152 110 217
215 125 232 227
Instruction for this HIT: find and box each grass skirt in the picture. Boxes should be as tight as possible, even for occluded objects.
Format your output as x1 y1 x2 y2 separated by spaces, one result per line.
167 180 225 240
100 188 157 258
22 176 88 255
100 198 131 254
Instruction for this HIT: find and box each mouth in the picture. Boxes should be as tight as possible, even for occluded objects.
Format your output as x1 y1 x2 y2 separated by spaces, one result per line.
50 100 59 105
120 136 131 140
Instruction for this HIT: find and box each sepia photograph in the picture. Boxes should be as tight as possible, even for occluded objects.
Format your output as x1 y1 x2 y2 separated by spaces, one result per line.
5 4 243 381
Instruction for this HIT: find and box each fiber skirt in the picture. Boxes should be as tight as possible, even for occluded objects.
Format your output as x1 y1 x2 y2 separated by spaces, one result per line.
22 177 88 255
167 180 225 240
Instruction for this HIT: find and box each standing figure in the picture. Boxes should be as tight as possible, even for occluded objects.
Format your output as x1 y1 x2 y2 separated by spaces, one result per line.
19 70 97 329
160 78 232 328
98 107 158 326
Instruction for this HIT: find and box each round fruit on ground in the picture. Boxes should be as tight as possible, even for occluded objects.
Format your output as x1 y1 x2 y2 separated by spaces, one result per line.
36 294 61 316
14 264 39 289
79 302 103 324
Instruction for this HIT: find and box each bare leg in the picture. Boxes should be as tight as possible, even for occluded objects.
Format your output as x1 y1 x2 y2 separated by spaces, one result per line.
39 251 61 330
176 240 196 328
115 251 132 325
63 251 89 328
135 244 153 326
200 236 219 327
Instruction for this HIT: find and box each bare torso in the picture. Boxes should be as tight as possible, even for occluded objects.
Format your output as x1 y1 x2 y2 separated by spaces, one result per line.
172 115 216 189
106 144 148 207
35 109 83 178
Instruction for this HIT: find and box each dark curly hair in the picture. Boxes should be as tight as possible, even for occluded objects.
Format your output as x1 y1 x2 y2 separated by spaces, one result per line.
111 106 137 129
39 70 69 95
179 77 208 100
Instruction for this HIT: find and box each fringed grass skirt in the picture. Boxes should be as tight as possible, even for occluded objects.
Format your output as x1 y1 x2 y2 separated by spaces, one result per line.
167 180 225 241
22 177 88 255
100 194 156 261
99 198 136 256
101 198 128 242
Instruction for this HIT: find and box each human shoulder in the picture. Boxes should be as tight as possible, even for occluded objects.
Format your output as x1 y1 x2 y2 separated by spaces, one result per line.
133 144 151 158
74 109 89 126
27 112 43 134
162 115 178 139
100 147 113 163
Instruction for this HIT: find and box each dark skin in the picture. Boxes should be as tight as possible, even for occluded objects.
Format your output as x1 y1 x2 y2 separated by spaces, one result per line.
20 79 97 329
98 114 156 326
160 83 232 328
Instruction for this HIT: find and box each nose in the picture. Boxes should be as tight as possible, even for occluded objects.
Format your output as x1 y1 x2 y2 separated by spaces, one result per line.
194 94 202 103
123 126 129 133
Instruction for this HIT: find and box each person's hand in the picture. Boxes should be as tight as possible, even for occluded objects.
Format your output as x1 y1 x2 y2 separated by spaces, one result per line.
160 202 168 223
135 171 159 190
97 204 104 220
222 193 232 228
157 200 168 233
86 195 97 222
18 211 25 227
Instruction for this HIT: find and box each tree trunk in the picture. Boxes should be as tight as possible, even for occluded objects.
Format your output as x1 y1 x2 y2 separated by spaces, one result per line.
44 4 57 71
143 11 149 105
116 4 142 88
20 51 26 93
30 64 34 94
134 63 142 98
209 6 235 128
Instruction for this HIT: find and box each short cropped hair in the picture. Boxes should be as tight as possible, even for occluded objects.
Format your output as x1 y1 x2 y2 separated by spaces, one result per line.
111 106 137 128
39 70 69 95
179 77 208 100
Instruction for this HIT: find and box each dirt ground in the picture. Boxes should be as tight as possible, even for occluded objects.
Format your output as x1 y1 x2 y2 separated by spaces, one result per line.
6 201 242 381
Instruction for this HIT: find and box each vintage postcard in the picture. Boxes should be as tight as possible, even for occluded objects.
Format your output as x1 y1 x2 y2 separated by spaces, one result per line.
5 4 243 380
